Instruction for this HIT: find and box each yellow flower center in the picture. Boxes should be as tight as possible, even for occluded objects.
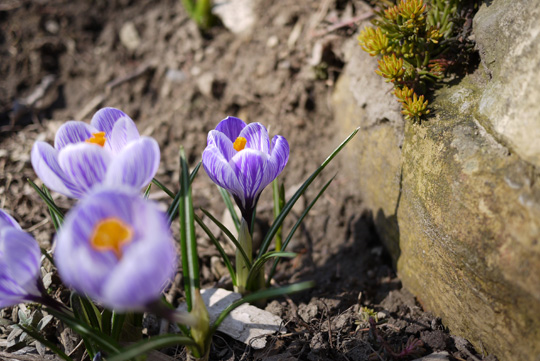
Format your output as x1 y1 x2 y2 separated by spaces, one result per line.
90 218 133 259
85 132 107 147
233 137 247 152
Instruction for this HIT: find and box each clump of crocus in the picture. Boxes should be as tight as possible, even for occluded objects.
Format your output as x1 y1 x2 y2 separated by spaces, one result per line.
358 0 473 122
0 210 42 307
54 187 178 311
31 107 160 198
202 116 289 226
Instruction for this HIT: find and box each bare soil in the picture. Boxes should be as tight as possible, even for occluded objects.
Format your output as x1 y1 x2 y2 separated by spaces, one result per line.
0 0 492 360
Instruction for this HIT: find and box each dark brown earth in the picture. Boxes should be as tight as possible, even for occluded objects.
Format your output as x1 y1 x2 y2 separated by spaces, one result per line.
0 0 493 360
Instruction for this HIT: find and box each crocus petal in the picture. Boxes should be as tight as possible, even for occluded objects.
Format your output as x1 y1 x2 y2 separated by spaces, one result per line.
0 228 41 293
215 116 246 143
207 130 236 162
91 107 133 135
238 123 270 153
54 188 177 311
261 135 289 188
105 137 160 190
0 210 21 230
230 149 268 208
54 121 98 151
54 189 133 296
58 143 112 194
106 116 140 154
202 145 243 199
31 142 81 198
102 206 175 310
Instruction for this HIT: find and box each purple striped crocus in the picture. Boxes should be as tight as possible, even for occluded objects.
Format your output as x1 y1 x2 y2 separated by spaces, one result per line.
202 117 289 222
54 187 177 311
31 108 160 198
0 210 42 307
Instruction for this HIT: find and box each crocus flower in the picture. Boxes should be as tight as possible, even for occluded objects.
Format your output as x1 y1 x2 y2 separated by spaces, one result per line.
54 187 177 311
202 116 289 221
31 107 160 198
0 210 42 307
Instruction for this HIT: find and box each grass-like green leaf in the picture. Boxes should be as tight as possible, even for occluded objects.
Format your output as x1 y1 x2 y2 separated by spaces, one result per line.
143 183 152 199
199 208 251 268
272 179 285 251
267 176 334 286
45 305 120 354
27 179 64 224
257 128 359 259
18 324 73 361
218 186 240 233
211 281 314 332
111 311 126 342
246 251 296 289
179 148 200 311
167 161 201 224
151 178 175 198
41 185 62 230
107 334 198 361
194 213 237 286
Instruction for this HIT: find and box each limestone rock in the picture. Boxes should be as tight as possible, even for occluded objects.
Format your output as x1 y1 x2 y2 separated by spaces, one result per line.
474 0 540 167
332 4 540 360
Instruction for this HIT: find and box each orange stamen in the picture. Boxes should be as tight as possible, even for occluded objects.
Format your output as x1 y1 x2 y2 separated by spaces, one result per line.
85 132 107 147
90 218 133 259
233 137 247 152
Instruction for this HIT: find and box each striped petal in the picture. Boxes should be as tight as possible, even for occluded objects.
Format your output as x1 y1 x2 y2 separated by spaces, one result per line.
261 135 289 188
106 116 140 155
230 148 268 208
102 205 175 310
91 107 133 135
0 228 41 292
54 188 177 310
202 145 243 199
207 130 236 162
58 143 111 195
31 142 82 198
215 116 246 143
54 121 97 150
0 228 41 306
238 123 270 154
54 188 135 296
105 137 160 190
0 210 21 230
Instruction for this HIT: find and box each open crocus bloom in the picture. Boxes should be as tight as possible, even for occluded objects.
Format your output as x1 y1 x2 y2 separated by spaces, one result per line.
31 107 160 198
54 187 177 311
202 116 289 220
0 210 42 307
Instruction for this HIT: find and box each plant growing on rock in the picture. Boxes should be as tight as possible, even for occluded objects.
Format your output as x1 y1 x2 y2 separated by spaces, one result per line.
358 0 474 121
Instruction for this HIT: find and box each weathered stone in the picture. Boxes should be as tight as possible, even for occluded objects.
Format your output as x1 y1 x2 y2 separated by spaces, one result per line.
474 0 540 167
332 4 540 360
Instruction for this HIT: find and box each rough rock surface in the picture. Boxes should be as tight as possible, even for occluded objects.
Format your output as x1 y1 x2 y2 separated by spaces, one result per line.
332 2 540 360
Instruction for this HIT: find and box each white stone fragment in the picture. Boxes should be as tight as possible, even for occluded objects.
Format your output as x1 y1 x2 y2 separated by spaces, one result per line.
120 22 141 51
212 0 256 35
412 351 450 361
180 288 286 349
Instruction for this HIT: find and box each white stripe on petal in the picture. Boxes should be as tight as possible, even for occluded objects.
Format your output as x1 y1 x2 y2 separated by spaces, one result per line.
54 121 97 150
58 143 112 195
238 123 270 153
105 137 160 190
203 146 243 204
107 116 140 154
31 142 81 198
91 107 132 134
230 149 268 205
207 130 236 162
